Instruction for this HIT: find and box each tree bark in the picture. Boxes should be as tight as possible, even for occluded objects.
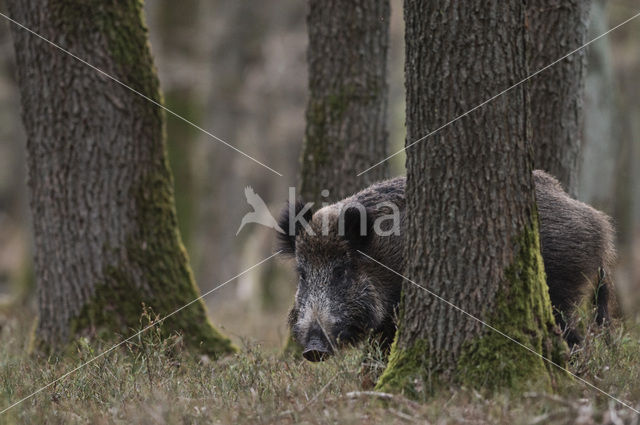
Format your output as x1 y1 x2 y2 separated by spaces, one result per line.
7 0 235 356
300 0 390 203
377 0 567 396
527 0 591 195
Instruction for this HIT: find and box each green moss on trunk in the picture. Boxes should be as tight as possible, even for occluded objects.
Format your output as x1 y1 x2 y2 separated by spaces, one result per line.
375 336 432 398
456 218 568 391
377 216 568 397
67 262 236 358
300 86 361 202
375 295 437 397
37 169 237 358
59 165 238 358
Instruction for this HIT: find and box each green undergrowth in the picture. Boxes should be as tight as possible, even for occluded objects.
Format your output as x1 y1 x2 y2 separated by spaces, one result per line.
0 305 638 425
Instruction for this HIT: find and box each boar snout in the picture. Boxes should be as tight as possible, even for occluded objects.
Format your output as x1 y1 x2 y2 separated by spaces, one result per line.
302 323 333 362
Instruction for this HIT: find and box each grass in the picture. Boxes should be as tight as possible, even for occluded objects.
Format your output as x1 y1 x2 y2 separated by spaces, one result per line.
0 304 639 424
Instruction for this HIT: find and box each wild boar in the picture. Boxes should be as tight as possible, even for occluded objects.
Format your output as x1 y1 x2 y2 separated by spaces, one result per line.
278 171 615 361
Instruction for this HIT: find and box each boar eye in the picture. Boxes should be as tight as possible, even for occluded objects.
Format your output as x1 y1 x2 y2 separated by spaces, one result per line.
333 266 346 280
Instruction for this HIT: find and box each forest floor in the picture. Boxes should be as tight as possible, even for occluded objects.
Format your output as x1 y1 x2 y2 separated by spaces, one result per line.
0 303 639 425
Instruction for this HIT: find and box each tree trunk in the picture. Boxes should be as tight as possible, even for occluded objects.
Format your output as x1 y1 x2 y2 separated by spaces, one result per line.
146 0 204 252
300 0 390 203
577 0 616 210
7 0 235 356
377 0 567 396
0 16 32 306
527 0 591 195
194 0 267 291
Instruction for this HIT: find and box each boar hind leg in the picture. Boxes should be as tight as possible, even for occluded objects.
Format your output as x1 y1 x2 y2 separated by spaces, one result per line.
548 283 582 346
553 309 581 347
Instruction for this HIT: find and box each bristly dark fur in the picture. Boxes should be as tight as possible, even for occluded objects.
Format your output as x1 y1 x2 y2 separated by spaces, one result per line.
277 200 313 256
533 170 616 344
342 206 373 251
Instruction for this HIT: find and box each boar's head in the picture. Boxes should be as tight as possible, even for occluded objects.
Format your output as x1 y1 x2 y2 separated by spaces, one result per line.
278 201 395 362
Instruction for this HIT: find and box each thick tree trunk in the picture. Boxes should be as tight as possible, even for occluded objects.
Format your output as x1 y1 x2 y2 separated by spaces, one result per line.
300 0 390 203
377 0 566 395
526 0 591 195
7 0 235 356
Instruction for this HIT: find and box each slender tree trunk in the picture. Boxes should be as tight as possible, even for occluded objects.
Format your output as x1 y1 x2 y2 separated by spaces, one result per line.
579 0 634 250
300 0 390 203
527 0 591 195
0 16 32 306
194 0 266 289
146 0 204 252
7 0 235 356
578 0 616 210
377 0 567 396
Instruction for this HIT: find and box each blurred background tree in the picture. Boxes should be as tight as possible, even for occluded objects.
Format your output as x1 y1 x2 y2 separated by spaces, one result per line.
300 0 390 203
527 0 592 196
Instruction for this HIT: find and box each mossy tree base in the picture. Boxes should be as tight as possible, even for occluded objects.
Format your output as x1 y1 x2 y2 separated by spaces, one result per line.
376 222 568 398
375 338 431 399
58 267 237 359
455 221 568 392
381 0 570 400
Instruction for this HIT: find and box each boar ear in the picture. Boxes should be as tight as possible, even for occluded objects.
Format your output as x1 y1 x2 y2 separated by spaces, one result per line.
342 206 373 251
277 200 313 255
